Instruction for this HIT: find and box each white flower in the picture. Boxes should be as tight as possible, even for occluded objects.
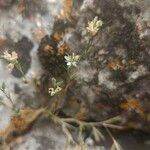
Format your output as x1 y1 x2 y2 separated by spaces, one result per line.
48 78 62 96
1 51 18 72
64 53 80 68
86 16 103 36
1 51 18 62
48 88 55 96
48 86 62 96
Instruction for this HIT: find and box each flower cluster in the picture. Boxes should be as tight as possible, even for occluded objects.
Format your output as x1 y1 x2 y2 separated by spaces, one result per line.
48 78 62 96
64 53 80 68
86 16 103 36
1 51 18 71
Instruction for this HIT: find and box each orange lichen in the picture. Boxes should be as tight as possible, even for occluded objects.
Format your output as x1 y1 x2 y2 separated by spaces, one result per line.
128 60 136 65
120 99 144 116
57 43 69 55
108 59 125 70
43 45 54 54
52 32 64 42
0 37 5 45
11 117 26 131
108 59 136 70
0 108 45 140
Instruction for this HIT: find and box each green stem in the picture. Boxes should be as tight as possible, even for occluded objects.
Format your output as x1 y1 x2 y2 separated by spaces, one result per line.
15 62 28 83
0 88 16 110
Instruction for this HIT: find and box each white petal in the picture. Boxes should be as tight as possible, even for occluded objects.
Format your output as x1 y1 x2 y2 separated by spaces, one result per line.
11 51 18 60
55 87 62 93
51 91 55 96
67 62 71 66
64 56 71 61
48 88 54 93
75 55 80 61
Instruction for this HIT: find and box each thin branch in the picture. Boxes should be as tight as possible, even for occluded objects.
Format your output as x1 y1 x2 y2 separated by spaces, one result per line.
60 115 124 130
105 126 123 150
0 88 15 110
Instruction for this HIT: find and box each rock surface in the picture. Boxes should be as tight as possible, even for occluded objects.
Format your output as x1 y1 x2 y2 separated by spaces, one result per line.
39 0 150 130
0 0 150 150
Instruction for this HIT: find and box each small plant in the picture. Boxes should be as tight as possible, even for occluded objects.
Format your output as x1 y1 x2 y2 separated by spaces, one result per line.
0 50 27 82
0 82 17 112
64 53 80 68
48 78 62 96
1 50 18 71
86 16 103 36
0 16 124 150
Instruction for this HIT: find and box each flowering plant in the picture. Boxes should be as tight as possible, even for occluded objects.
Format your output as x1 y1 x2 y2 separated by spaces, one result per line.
48 78 62 96
86 16 103 36
64 53 80 68
1 51 18 71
